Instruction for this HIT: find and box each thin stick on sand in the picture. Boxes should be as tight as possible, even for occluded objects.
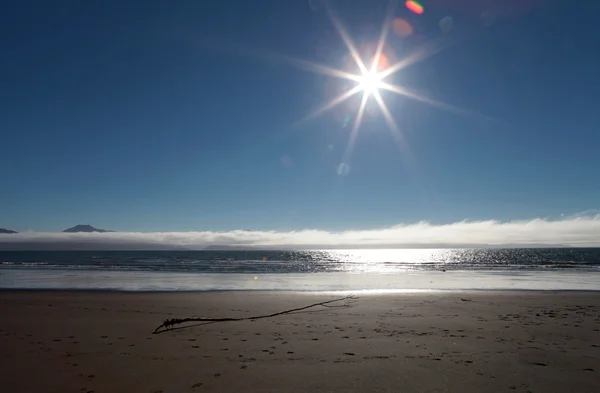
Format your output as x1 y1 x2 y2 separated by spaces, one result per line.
152 295 358 334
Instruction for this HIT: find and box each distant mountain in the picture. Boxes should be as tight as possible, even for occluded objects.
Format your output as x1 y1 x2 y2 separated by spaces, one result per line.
63 225 113 233
0 228 18 234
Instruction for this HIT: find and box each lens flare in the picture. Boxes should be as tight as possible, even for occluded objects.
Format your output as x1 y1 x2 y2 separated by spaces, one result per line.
439 16 453 33
370 53 390 72
406 0 424 15
392 18 413 37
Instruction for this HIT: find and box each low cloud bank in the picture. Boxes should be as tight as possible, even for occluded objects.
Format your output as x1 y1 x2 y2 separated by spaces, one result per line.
2 215 600 249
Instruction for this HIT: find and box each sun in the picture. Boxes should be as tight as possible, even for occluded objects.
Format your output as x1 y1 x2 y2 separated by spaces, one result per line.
357 69 384 96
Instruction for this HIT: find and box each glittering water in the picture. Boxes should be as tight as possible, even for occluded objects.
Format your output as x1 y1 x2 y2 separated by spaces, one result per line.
1 248 599 273
1 249 600 291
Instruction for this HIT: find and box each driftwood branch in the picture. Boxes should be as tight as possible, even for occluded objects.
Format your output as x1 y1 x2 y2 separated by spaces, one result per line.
152 295 357 334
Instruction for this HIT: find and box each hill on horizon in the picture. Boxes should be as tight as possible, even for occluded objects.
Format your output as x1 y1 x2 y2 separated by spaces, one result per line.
63 225 113 233
0 228 18 234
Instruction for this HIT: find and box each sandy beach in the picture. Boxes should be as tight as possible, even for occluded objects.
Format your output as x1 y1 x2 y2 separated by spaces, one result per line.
1 290 599 393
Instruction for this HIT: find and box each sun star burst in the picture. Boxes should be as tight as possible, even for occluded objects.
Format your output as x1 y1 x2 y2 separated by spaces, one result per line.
282 1 487 175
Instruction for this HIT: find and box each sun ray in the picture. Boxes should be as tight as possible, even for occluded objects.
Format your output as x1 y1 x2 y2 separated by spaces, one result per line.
372 90 414 161
371 1 396 73
326 5 369 75
372 90 433 201
295 85 363 126
378 36 460 80
379 81 496 121
340 92 369 171
197 36 363 84
287 57 363 83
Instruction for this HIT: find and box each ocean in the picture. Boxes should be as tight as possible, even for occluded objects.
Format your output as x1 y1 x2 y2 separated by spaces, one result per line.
1 249 600 291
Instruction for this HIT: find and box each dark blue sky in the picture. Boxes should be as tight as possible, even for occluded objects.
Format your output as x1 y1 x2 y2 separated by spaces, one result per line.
2 0 599 232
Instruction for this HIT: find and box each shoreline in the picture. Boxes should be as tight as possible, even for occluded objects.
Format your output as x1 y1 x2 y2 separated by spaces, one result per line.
2 268 600 292
2 287 600 294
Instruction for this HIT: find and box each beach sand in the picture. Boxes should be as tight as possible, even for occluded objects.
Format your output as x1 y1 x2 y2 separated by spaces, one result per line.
1 290 599 392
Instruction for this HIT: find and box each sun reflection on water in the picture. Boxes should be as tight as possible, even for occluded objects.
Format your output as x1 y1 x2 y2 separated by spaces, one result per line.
319 248 457 272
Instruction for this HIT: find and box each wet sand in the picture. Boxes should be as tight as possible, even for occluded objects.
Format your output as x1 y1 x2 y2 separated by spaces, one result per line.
1 290 599 392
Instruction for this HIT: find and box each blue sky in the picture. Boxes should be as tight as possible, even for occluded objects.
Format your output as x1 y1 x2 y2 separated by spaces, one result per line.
2 0 600 233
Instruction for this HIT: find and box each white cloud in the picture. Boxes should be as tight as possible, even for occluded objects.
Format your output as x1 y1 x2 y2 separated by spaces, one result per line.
2 214 600 249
